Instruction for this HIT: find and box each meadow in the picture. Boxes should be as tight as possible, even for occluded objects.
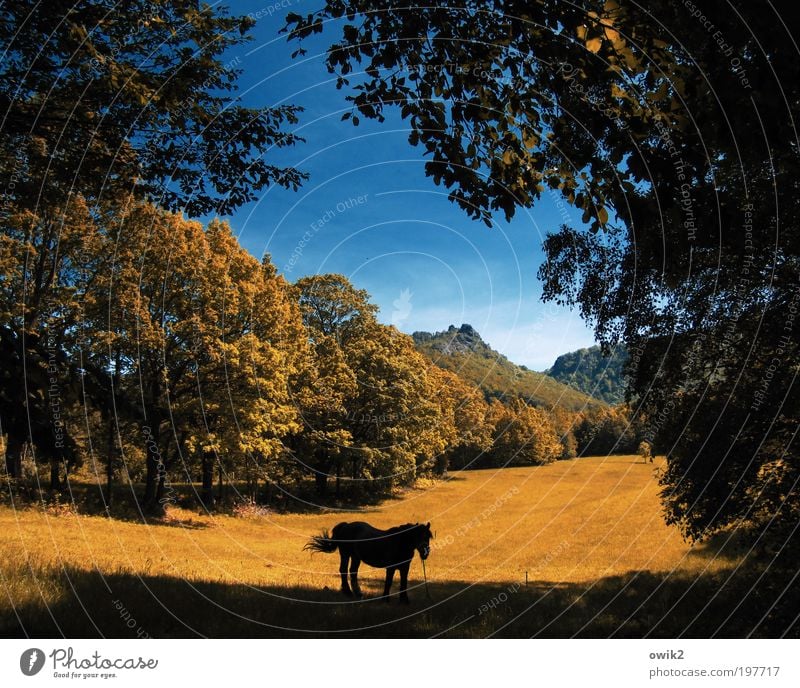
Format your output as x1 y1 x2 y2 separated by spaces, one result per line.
0 456 792 638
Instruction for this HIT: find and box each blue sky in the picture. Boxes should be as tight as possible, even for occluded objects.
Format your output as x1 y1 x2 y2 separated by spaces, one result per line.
219 1 596 369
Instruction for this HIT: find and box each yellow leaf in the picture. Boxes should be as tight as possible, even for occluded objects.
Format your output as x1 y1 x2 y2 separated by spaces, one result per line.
604 26 624 49
586 37 603 53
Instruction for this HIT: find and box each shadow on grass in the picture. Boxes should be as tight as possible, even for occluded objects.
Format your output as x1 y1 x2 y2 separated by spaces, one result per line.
0 479 412 524
3 556 797 639
268 487 405 515
685 526 792 565
0 469 529 524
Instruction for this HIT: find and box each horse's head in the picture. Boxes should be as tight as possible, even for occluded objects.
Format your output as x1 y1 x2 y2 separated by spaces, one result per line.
414 522 433 560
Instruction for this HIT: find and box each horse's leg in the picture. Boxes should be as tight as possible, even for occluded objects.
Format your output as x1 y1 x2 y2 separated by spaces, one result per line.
349 557 363 599
382 567 396 602
339 551 352 596
398 562 411 604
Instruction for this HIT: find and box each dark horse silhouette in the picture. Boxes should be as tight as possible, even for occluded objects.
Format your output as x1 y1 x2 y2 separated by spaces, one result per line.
305 521 433 603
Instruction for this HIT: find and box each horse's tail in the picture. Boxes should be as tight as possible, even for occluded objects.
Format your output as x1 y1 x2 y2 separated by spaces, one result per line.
304 528 338 554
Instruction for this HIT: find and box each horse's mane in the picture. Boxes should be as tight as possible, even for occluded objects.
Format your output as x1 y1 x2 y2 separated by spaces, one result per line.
384 522 422 535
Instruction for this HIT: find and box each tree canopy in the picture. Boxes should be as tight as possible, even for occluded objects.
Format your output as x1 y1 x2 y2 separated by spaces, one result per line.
1 0 306 216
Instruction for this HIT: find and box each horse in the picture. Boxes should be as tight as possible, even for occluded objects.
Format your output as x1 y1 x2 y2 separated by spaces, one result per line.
304 521 433 603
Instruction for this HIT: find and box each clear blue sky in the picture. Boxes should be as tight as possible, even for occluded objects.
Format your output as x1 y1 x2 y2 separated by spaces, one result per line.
219 1 596 370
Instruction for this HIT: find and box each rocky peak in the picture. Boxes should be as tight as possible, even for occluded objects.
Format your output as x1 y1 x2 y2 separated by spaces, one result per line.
412 323 489 355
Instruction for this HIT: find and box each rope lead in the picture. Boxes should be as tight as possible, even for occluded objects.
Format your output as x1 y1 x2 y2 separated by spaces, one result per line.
422 557 431 599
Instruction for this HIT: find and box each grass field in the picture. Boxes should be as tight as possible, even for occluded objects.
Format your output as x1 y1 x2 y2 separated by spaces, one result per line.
0 456 794 638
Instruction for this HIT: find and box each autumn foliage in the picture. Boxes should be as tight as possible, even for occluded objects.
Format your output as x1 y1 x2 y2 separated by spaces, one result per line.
1 199 617 511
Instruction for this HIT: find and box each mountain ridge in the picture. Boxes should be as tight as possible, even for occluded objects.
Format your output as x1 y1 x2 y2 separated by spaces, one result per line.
545 344 628 404
412 324 604 412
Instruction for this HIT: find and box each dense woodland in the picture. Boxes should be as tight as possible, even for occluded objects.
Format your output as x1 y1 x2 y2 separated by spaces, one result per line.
0 195 637 513
1 0 797 550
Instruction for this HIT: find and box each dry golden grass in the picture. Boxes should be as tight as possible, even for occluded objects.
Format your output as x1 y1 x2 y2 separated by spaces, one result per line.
0 456 774 638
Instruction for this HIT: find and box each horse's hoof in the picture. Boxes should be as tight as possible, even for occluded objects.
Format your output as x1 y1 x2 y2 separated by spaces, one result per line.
354 593 364 600
400 597 410 605
382 596 392 604
341 589 354 598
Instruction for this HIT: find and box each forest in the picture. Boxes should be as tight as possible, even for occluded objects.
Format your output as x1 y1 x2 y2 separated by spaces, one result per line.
1 194 641 514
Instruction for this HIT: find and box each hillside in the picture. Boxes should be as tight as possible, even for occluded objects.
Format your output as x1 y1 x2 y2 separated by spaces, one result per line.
413 324 603 411
545 345 628 404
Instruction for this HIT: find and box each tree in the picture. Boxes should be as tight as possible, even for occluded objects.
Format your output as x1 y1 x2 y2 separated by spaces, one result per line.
1 1 306 216
346 322 438 487
295 274 441 493
425 365 492 472
93 203 205 512
0 197 102 485
551 407 580 460
297 274 378 344
175 224 307 509
486 398 562 467
90 204 305 513
283 0 637 229
287 330 356 497
294 274 372 494
286 1 800 539
574 405 637 457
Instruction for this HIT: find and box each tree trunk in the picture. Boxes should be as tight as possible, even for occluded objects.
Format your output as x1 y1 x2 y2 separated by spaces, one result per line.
155 468 168 506
247 458 256 501
105 351 120 507
143 438 159 506
315 469 328 496
4 434 23 479
201 450 215 509
142 406 164 515
264 478 273 506
105 417 115 508
314 449 331 496
49 458 60 491
217 462 224 502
